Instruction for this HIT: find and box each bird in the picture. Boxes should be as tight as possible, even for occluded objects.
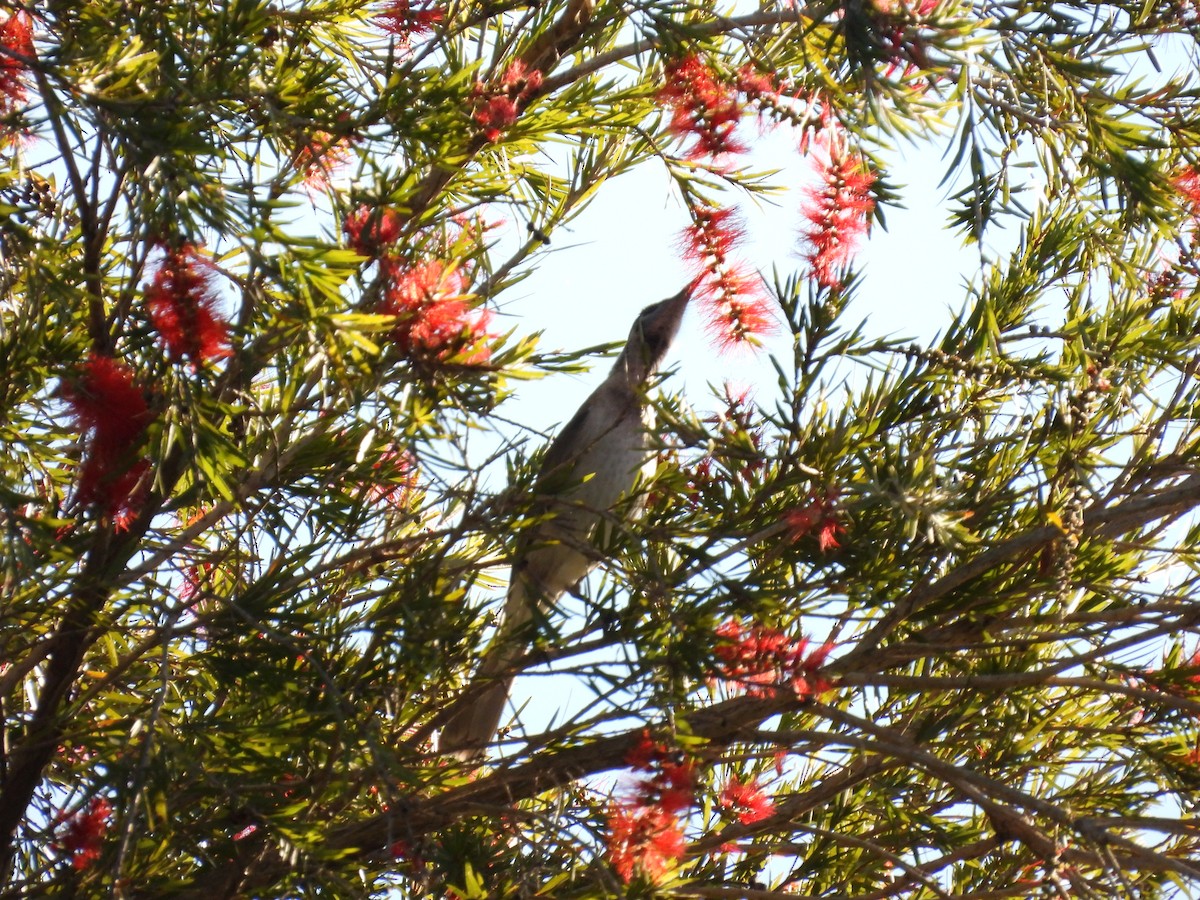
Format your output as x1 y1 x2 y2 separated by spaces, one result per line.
439 286 691 759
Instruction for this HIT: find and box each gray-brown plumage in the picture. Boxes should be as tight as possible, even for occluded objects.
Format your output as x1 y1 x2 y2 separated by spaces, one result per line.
439 287 690 759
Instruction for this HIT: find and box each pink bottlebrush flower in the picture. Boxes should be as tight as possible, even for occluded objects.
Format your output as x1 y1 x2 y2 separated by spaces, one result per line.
678 205 777 350
606 803 686 884
375 0 442 44
56 797 112 870
658 54 747 160
63 355 154 526
146 245 232 364
380 260 492 363
0 13 33 115
785 493 844 552
344 205 405 256
713 618 834 699
719 776 774 824
799 130 876 289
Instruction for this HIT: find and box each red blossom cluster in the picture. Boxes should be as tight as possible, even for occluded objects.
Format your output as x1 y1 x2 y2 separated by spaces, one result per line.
344 205 405 257
366 446 418 508
63 355 154 528
799 122 876 289
606 732 696 884
0 12 33 118
785 492 844 551
293 130 353 191
685 385 766 501
679 205 776 350
1181 167 1200 203
1176 166 1200 216
56 797 111 870
1144 166 1200 300
657 55 782 162
718 775 775 824
658 55 747 160
146 245 232 364
472 61 542 142
872 0 940 79
375 0 442 46
379 259 491 363
713 618 834 699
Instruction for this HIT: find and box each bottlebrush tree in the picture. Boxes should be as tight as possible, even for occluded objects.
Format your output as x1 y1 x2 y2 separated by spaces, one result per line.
4 0 1200 896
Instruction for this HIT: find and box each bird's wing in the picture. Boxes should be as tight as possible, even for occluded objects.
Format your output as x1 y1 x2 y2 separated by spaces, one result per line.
537 385 606 483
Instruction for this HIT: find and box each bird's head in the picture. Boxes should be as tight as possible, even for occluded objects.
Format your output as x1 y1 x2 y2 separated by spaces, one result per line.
614 286 690 386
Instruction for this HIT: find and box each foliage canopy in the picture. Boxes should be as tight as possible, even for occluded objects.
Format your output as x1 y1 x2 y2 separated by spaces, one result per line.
4 0 1200 896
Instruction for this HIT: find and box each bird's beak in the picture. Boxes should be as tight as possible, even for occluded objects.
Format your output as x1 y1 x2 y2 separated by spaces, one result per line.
643 285 690 341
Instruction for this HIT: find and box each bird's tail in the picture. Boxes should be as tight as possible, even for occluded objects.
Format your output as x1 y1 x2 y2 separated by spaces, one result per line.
439 579 533 760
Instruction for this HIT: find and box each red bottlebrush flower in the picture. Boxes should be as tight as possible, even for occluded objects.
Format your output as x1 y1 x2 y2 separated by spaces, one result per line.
658 55 747 160
871 0 939 79
366 447 418 509
735 65 777 100
344 205 405 256
1176 166 1200 213
624 738 697 812
473 94 518 142
63 355 154 526
611 731 697 876
719 776 774 824
713 618 834 699
625 729 666 771
0 13 33 115
292 130 353 191
654 761 696 816
146 245 232 364
678 205 777 350
682 205 744 261
56 797 112 870
180 562 209 603
785 494 844 552
799 129 875 289
791 640 835 699
470 63 542 142
1187 647 1200 686
501 60 543 94
375 0 442 44
380 260 491 363
471 62 542 142
606 803 686 884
